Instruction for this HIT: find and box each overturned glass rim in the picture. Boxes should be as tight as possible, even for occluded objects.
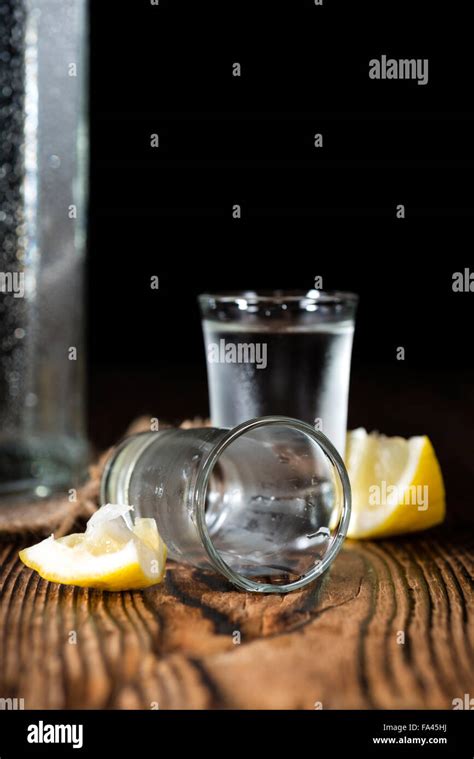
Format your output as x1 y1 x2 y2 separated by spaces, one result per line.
193 416 351 594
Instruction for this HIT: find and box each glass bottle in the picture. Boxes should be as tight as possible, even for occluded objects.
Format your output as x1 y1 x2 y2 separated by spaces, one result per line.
0 0 88 500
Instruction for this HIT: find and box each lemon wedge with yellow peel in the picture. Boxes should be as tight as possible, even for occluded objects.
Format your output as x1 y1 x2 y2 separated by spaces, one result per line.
19 503 167 590
345 429 446 540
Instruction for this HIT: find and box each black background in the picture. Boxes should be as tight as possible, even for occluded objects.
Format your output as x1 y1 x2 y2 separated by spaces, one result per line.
86 0 473 512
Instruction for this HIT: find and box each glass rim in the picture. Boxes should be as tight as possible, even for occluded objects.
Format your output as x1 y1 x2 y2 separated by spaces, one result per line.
193 415 352 594
199 289 359 308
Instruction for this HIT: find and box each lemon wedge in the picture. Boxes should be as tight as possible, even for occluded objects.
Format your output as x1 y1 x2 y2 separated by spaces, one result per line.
19 503 167 590
345 429 445 539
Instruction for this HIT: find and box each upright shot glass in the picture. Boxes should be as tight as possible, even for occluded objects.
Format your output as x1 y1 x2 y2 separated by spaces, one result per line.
100 416 351 594
199 290 358 456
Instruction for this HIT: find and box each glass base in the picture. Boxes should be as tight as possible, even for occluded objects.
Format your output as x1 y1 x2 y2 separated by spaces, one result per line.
0 435 89 502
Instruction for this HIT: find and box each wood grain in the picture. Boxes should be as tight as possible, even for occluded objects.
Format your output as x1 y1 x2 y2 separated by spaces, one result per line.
1 526 473 710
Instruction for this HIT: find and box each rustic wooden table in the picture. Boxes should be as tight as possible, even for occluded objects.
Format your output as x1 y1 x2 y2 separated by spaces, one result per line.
1 368 474 711
1 524 473 710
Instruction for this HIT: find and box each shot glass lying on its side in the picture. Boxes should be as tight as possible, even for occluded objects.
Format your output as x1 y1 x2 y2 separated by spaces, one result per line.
100 416 351 594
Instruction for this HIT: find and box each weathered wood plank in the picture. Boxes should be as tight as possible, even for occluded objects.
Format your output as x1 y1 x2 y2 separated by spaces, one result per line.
1 527 473 710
